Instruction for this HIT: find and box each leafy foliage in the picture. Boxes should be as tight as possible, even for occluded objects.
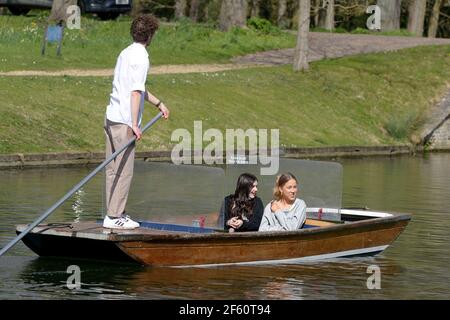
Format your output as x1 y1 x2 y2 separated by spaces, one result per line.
247 17 281 35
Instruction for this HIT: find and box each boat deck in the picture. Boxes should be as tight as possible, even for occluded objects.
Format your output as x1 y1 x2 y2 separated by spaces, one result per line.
16 221 208 242
16 218 337 242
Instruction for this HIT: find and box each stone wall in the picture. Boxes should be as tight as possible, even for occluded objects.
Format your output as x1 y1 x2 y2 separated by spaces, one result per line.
426 116 450 150
0 146 414 169
420 89 450 150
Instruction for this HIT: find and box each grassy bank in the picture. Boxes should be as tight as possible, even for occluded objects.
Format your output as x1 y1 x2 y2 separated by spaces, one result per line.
0 13 295 71
1 45 449 154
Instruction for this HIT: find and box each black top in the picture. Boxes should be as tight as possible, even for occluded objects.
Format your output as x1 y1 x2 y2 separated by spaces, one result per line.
218 195 264 232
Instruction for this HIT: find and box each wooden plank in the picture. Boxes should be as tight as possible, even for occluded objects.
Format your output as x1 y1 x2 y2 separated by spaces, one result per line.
305 219 336 227
16 221 188 241
117 219 409 266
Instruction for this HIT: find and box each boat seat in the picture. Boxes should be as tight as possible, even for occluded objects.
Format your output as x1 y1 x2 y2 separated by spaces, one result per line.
304 219 337 228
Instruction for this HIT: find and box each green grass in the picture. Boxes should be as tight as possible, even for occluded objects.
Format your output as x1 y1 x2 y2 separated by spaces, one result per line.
350 28 414 37
384 110 424 140
311 27 415 37
0 13 296 71
311 27 349 34
1 45 450 154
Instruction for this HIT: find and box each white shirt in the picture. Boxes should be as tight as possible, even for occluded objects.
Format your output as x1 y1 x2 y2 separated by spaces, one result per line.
106 42 149 128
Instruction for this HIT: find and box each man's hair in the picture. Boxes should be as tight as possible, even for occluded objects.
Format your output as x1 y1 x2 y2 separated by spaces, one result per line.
131 15 159 44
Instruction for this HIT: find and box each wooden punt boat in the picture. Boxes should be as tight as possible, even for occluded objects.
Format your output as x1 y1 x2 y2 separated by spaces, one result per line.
16 208 410 267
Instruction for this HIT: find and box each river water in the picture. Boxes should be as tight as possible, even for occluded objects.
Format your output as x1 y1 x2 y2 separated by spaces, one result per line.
0 153 449 300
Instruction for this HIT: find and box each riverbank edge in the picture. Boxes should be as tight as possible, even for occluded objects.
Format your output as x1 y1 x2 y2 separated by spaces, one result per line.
1 145 448 169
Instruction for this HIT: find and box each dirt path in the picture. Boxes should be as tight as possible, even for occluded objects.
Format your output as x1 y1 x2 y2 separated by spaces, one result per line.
1 32 449 77
0 63 263 77
232 32 450 65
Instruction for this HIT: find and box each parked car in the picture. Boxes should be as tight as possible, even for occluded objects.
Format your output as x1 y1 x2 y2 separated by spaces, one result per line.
0 0 132 20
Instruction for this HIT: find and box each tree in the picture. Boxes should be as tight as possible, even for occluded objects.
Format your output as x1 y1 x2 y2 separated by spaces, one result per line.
428 0 443 38
293 0 310 72
377 0 402 31
324 0 334 31
315 0 333 31
219 0 248 31
278 0 289 27
250 0 261 18
190 0 201 22
408 0 427 37
312 0 320 27
48 0 77 24
175 0 188 19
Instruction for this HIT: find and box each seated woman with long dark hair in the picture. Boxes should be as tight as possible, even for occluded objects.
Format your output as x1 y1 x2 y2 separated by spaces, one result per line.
218 173 264 232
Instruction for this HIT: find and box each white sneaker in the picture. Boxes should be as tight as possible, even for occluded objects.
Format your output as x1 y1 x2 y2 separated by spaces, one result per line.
103 216 140 230
120 214 140 229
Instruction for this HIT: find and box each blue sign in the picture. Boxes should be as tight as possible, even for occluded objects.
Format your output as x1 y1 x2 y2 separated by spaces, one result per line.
47 25 63 43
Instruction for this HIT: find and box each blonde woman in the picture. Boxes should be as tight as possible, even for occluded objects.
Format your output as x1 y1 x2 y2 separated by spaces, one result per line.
258 173 307 232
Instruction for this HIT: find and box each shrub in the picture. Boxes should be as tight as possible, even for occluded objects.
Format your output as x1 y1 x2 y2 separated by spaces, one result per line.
247 17 280 35
384 111 423 140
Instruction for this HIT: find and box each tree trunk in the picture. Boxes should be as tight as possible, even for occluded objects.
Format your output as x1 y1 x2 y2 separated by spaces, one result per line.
377 0 402 31
408 0 427 36
428 0 443 38
250 0 260 18
317 5 326 29
204 2 209 21
190 0 200 22
313 0 320 27
48 0 77 24
219 0 248 31
277 0 288 27
324 0 334 31
175 0 188 19
293 0 310 72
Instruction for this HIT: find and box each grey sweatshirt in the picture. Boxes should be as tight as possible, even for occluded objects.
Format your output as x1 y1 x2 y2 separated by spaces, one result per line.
258 198 307 231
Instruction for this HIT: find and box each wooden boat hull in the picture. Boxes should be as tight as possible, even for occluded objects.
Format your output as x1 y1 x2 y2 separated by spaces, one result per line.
18 228 136 263
117 215 410 267
16 210 411 267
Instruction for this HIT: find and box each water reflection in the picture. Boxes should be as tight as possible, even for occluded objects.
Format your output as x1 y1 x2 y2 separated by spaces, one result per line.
10 256 140 300
342 154 450 299
10 255 407 300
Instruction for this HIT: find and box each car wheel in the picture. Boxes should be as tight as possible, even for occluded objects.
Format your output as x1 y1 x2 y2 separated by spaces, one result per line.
8 7 30 16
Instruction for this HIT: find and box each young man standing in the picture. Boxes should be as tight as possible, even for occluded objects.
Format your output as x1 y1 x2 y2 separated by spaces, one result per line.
103 15 169 229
